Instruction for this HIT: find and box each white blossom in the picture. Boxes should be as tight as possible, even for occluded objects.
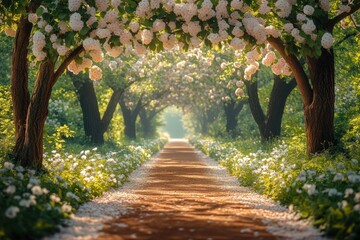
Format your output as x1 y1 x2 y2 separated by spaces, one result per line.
4 185 16 194
303 184 316 196
89 65 102 81
31 186 43 196
68 0 82 12
3 162 14 170
303 5 315 16
321 32 334 49
5 207 20 219
69 12 84 31
28 13 38 24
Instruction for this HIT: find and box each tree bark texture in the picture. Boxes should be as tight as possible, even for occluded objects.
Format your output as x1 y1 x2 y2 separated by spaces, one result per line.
305 49 335 154
269 36 336 154
11 11 34 155
101 89 122 134
15 61 55 169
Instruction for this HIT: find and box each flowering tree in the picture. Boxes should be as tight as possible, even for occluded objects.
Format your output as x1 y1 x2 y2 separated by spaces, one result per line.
129 0 359 153
207 49 248 136
117 53 173 139
173 55 224 135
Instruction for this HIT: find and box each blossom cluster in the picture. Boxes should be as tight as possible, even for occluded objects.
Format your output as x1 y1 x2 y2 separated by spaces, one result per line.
2 0 353 83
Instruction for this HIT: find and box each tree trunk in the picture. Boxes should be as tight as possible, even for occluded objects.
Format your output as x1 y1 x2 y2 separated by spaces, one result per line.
139 109 153 138
71 75 104 144
11 26 83 169
200 113 209 135
246 76 296 141
224 100 245 136
119 97 140 140
15 61 55 169
268 36 337 154
100 89 122 134
245 80 267 138
265 76 297 139
224 101 237 134
305 49 335 154
11 12 34 156
123 112 137 139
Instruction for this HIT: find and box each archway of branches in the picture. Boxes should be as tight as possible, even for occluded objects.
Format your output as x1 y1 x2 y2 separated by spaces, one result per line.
1 0 359 168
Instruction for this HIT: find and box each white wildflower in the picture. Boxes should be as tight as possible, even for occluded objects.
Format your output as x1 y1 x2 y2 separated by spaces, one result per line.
4 185 16 194
302 183 316 196
61 203 72 213
4 162 14 170
31 186 43 196
5 206 20 219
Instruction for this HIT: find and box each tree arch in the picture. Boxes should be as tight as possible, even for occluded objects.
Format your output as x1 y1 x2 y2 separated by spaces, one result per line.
1 0 359 168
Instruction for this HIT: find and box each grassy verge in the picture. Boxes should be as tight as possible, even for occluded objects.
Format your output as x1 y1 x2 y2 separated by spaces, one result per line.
0 137 167 239
191 137 360 239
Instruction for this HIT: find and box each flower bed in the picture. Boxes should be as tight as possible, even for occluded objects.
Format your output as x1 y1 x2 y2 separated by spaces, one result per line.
0 138 167 239
191 137 360 239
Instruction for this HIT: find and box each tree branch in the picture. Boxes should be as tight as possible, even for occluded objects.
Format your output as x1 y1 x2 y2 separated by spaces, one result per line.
350 14 359 27
154 105 167 116
335 32 358 46
234 99 246 114
327 3 360 30
134 93 145 116
286 77 297 92
100 89 123 133
53 45 84 83
267 37 313 106
245 80 266 126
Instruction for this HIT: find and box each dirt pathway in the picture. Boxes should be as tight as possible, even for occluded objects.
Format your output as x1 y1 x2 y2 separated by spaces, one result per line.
98 140 277 240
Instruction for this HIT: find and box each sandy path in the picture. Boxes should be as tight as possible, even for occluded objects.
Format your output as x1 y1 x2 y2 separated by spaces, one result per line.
98 140 276 240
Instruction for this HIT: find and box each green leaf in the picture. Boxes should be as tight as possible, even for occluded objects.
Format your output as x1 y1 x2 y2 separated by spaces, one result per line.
243 0 253 6
109 36 120 47
79 26 90 36
91 22 99 29
36 7 44 16
314 48 322 58
2 0 12 8
58 13 67 20
65 32 76 46
42 12 51 22
75 56 83 64
18 0 26 7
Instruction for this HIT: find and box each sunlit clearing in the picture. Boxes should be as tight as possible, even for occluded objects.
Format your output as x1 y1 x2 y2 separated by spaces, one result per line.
160 106 186 139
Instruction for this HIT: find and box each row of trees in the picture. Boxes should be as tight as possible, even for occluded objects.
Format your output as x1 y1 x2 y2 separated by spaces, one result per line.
0 0 359 169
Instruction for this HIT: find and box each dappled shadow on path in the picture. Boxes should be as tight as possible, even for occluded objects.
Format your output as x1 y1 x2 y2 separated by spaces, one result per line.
98 140 278 240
